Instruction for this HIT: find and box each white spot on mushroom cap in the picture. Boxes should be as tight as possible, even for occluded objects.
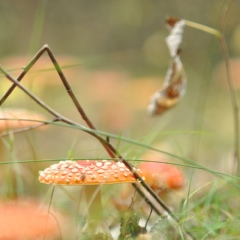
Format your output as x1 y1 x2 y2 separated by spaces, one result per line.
96 162 103 167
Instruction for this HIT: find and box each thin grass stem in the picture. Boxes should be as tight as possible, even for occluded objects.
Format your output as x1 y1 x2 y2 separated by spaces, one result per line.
185 15 240 176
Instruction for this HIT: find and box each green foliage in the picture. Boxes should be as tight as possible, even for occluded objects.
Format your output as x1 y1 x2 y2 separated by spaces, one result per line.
150 217 172 240
82 232 113 240
118 210 146 240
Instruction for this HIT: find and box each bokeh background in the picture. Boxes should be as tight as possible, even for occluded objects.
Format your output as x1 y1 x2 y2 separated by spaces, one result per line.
0 0 240 239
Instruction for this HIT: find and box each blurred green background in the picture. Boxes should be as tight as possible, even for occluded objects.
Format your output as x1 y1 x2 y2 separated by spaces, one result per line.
0 0 239 68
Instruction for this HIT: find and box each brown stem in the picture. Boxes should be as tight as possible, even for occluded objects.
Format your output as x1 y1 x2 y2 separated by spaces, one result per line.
0 45 116 159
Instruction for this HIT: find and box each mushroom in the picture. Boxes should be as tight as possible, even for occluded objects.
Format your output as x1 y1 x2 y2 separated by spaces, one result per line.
0 108 47 131
0 199 67 239
138 162 184 203
113 161 184 215
39 160 144 237
0 108 48 197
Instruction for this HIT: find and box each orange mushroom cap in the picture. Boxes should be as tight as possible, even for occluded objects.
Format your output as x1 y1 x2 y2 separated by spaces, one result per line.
39 160 144 185
0 108 47 131
138 162 184 192
0 200 65 239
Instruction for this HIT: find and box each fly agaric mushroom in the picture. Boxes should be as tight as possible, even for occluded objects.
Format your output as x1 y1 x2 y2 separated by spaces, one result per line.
114 162 184 214
138 162 184 202
0 108 47 131
0 199 66 239
39 160 144 237
112 162 185 216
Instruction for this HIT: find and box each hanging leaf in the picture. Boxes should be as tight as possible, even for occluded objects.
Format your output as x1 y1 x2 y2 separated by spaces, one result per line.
147 17 187 116
166 18 185 58
147 55 186 116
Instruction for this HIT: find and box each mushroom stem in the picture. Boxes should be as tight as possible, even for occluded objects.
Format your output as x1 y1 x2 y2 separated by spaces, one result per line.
84 185 103 223
83 185 111 236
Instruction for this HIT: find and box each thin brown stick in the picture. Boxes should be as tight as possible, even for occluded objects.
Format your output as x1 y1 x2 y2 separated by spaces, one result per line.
0 45 115 158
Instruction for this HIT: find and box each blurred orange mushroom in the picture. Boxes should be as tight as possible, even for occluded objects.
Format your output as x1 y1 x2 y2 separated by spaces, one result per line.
138 162 184 194
0 199 66 240
0 108 47 132
113 159 185 213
